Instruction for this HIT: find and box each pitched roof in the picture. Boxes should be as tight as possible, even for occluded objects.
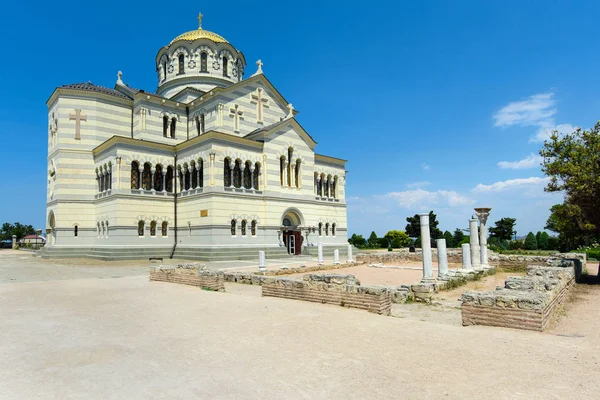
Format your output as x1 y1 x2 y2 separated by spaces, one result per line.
245 117 317 149
61 82 132 99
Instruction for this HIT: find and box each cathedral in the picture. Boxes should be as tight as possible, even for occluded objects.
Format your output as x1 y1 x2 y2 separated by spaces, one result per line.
43 14 348 260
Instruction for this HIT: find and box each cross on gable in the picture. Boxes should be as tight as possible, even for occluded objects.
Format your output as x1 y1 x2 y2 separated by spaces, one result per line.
250 88 269 123
69 109 87 140
229 104 243 132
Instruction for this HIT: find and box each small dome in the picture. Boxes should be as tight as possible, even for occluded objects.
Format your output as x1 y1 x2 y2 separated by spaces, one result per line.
170 28 228 45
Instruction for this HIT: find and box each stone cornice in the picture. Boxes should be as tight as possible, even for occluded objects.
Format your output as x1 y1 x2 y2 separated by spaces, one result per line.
315 154 347 166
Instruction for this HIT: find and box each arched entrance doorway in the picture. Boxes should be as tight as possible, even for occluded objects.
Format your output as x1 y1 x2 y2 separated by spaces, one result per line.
47 211 56 247
281 209 303 255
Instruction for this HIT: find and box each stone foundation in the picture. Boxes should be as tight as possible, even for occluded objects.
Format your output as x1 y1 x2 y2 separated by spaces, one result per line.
150 263 225 291
460 258 581 331
491 253 586 272
262 274 392 315
357 249 463 265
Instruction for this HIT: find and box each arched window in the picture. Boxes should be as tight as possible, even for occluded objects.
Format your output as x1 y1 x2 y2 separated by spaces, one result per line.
107 164 112 190
170 117 176 138
97 222 101 237
251 220 257 236
101 222 105 237
314 172 318 195
200 52 208 72
243 161 252 189
222 57 228 77
131 161 140 189
150 221 157 237
295 160 301 188
280 156 285 186
178 168 184 191
163 116 169 137
166 166 174 192
230 219 236 236
332 223 336 236
224 158 232 187
318 222 323 236
154 165 163 191
138 221 145 237
162 61 167 81
178 54 185 74
332 176 338 199
325 175 331 197
196 114 205 136
253 163 260 190
74 225 79 237
142 163 152 190
241 220 247 236
319 174 325 196
233 160 242 188
200 114 205 134
184 164 191 190
190 161 197 189
105 221 109 237
198 159 204 188
161 221 168 237
287 148 293 187
325 223 330 236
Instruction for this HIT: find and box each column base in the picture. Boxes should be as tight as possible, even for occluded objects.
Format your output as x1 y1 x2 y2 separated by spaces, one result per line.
421 277 437 284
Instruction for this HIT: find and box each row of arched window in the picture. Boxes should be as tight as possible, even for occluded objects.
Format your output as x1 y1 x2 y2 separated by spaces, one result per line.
96 164 112 193
164 53 232 80
131 162 175 192
138 220 169 237
279 148 302 188
314 173 339 199
163 116 177 138
317 222 337 237
178 160 204 191
224 158 260 190
97 221 109 238
231 219 257 236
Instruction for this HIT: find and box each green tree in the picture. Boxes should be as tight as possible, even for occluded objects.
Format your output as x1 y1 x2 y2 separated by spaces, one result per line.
524 232 538 250
545 202 596 251
405 211 443 240
383 230 411 248
443 230 454 248
348 234 366 248
0 222 36 241
537 232 550 250
489 218 517 241
367 231 380 248
541 123 600 234
452 229 466 246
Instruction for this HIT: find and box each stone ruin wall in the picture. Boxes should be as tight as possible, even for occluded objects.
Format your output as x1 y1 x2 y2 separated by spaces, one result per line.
262 274 392 315
357 249 463 265
149 263 225 291
461 257 583 331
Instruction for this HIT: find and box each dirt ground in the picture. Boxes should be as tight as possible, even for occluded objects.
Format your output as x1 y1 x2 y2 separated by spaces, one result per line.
2 250 600 399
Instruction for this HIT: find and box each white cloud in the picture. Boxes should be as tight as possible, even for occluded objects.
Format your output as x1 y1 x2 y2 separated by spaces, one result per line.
421 163 431 171
531 123 578 143
384 189 474 208
497 153 543 169
405 181 431 188
493 92 556 127
472 177 550 193
493 91 576 142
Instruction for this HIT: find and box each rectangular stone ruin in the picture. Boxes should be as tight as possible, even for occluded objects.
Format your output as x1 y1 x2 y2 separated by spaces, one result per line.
460 257 582 331
150 263 225 291
262 274 392 315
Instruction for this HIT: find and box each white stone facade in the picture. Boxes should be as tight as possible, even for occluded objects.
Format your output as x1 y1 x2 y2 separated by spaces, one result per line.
44 17 348 260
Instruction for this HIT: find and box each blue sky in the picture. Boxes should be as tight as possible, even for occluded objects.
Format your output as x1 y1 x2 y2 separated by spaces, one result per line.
1 0 598 237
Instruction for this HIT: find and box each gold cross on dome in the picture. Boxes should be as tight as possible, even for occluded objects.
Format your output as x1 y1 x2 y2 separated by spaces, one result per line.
198 12 203 29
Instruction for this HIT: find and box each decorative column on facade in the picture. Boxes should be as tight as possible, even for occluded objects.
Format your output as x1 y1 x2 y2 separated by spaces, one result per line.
150 167 156 192
420 213 434 282
138 166 143 190
116 156 121 190
162 169 167 193
474 207 492 268
469 217 481 269
209 153 215 187
108 162 112 190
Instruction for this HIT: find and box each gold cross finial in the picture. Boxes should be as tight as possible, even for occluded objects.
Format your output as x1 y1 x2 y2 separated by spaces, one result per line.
198 12 203 29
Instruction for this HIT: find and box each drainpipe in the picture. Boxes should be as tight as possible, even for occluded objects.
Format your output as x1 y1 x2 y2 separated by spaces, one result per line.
170 153 178 259
186 106 189 141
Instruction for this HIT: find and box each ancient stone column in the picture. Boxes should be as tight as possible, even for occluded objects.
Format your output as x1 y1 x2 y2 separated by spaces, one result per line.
475 208 492 268
333 249 340 265
347 244 353 263
12 235 17 250
461 243 472 270
258 251 266 271
436 238 448 277
469 217 481 269
420 213 434 281
318 242 324 264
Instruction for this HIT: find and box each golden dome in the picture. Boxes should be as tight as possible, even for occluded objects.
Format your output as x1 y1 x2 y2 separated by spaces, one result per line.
169 28 228 45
